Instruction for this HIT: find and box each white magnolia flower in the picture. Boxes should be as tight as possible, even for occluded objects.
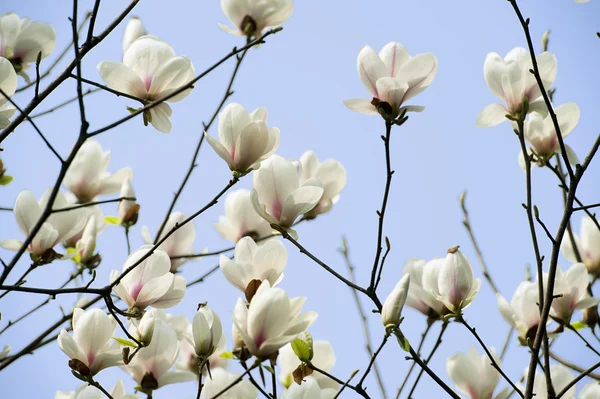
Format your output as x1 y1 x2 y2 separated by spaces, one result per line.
297 151 346 218
98 36 195 133
202 368 258 399
75 215 97 264
190 305 223 360
381 274 410 328
447 346 506 399
178 329 228 376
232 280 317 358
497 280 545 345
110 246 186 311
0 189 86 258
132 311 156 346
423 247 481 314
142 212 196 272
55 380 139 399
549 263 599 324
517 103 580 170
0 13 56 75
123 17 146 53
476 48 557 128
206 103 279 173
63 139 133 203
118 177 137 225
218 0 293 37
279 340 338 390
127 320 196 391
0 56 17 128
281 376 337 399
580 382 600 399
251 155 323 232
220 236 287 292
63 193 106 248
561 216 600 276
214 189 272 243
0 344 10 360
525 365 575 399
403 258 447 318
344 42 437 117
57 308 121 376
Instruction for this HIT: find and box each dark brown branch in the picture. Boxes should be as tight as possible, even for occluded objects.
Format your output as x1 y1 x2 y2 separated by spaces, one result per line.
52 197 136 213
555 361 600 399
549 351 600 380
69 74 145 103
395 320 434 399
406 322 448 398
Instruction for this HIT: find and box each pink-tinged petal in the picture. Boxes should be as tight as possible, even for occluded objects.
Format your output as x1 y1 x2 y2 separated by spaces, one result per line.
379 42 410 78
135 274 175 307
357 45 387 97
476 103 509 128
151 275 186 308
123 36 175 82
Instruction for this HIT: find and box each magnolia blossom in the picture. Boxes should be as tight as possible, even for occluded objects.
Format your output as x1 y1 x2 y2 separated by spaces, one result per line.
476 48 557 128
0 13 56 75
497 280 546 345
127 321 196 391
0 189 86 258
403 258 447 318
63 194 106 248
343 42 437 117
214 189 272 243
549 263 599 324
75 216 97 264
0 344 10 360
232 281 317 358
206 103 279 173
63 139 133 203
55 380 139 399
110 246 186 311
423 247 480 314
98 36 195 133
0 56 17 128
142 212 196 272
130 311 156 346
561 216 600 276
220 236 287 292
297 151 346 218
525 365 575 399
251 155 323 232
218 0 293 37
381 274 410 328
202 368 258 399
580 382 600 399
178 329 228 376
123 17 146 53
279 340 338 390
281 376 337 399
190 305 223 359
447 346 508 399
57 308 121 376
517 103 579 170
118 178 137 225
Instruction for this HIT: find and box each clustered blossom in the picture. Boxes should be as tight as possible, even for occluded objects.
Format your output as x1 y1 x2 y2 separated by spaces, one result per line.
218 0 293 37
549 262 599 325
497 279 545 345
214 189 273 243
142 211 196 272
402 258 447 319
344 41 438 118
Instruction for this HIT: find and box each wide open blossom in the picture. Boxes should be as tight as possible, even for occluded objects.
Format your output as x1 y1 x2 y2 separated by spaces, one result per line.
523 365 575 399
122 17 146 53
476 47 557 128
142 212 196 272
381 274 410 328
127 320 196 392
63 139 133 203
220 236 287 292
446 346 510 399
202 368 258 399
218 0 293 38
403 258 448 319
206 103 279 174
497 279 547 345
297 151 346 218
279 340 338 390
232 280 317 358
55 380 139 399
281 376 337 399
251 155 323 233
0 13 56 76
549 262 599 325
516 103 579 170
0 56 17 128
343 42 437 118
98 36 195 133
57 308 121 376
561 216 600 276
214 189 272 243
0 189 86 258
110 245 186 311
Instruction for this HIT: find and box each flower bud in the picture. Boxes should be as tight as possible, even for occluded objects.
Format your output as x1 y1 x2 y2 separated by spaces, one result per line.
76 216 97 264
192 305 223 359
118 178 139 227
136 311 155 346
382 274 410 329
122 16 146 53
438 246 480 314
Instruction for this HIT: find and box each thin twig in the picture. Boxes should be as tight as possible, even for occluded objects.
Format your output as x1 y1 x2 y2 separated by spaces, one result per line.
52 197 136 213
70 74 145 103
555 361 600 399
356 334 389 392
406 322 448 398
568 325 600 357
395 320 434 399
549 351 600 380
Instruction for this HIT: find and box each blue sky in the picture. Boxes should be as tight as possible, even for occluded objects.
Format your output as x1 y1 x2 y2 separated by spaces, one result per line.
1 0 600 398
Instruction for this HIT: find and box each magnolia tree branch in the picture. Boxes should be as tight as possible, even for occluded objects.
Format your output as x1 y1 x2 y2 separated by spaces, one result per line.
549 351 600 381
395 320 434 399
556 361 600 399
406 322 448 398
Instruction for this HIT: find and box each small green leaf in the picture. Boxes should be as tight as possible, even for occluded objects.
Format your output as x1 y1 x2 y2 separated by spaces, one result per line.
291 338 311 362
396 334 411 352
0 175 13 185
104 216 121 225
113 337 137 348
263 365 275 375
571 320 586 330
220 351 235 359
